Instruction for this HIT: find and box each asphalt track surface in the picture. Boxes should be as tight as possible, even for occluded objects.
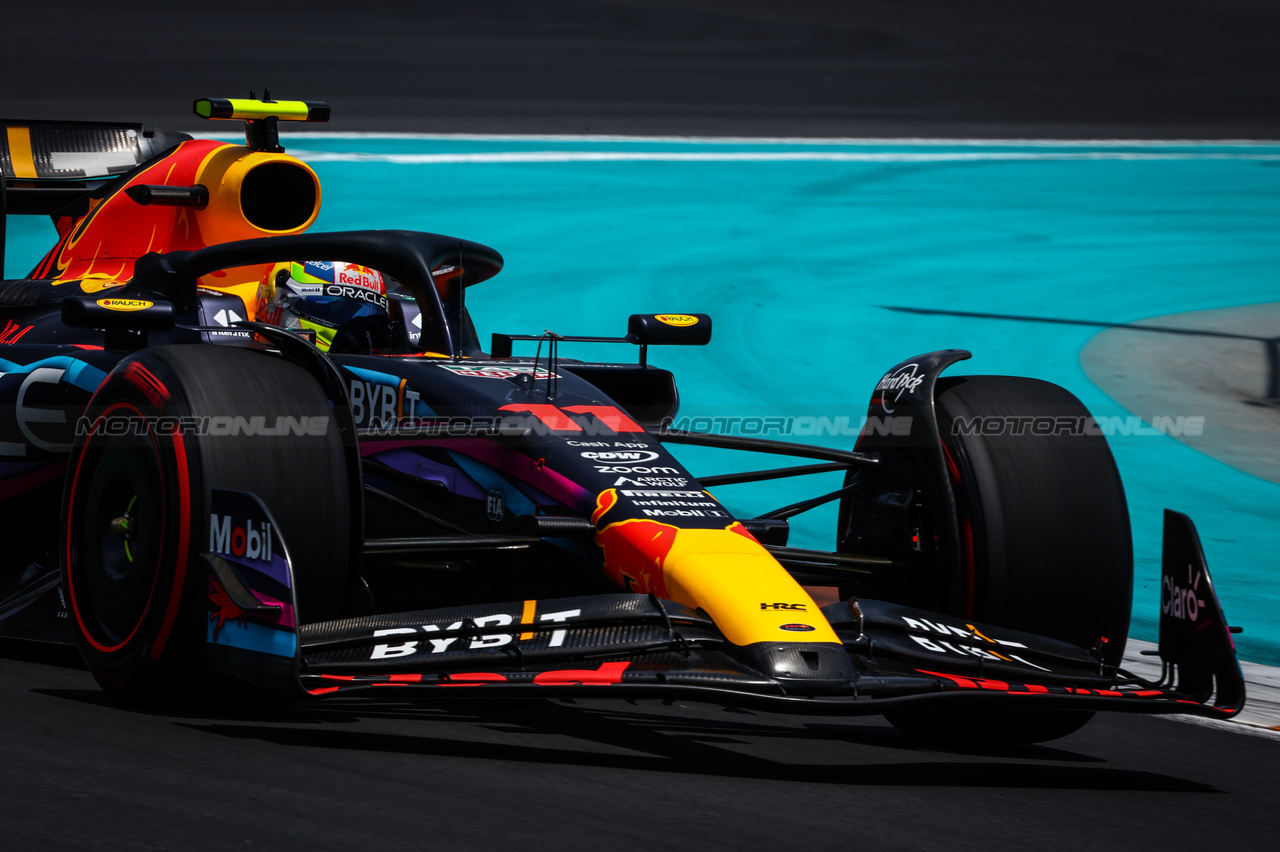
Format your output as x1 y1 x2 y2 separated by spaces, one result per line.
2 1 1279 139
3 3 1280 849
3 642 1278 852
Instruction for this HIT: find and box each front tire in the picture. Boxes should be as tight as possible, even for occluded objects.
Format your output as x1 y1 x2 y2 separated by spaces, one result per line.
62 345 353 702
887 376 1132 746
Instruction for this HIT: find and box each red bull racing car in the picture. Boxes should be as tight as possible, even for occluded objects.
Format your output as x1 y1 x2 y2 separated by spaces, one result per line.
0 97 1245 745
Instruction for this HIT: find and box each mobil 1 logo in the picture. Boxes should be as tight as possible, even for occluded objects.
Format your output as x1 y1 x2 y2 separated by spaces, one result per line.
207 488 285 567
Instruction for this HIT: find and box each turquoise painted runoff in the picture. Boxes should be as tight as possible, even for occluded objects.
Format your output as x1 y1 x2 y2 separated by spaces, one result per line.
7 136 1278 663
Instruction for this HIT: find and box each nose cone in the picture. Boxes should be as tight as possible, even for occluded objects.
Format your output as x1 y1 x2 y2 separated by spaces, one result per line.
660 526 843 646
737 641 859 695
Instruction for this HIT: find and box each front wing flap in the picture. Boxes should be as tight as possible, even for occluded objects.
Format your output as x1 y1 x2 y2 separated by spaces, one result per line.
293 592 1239 720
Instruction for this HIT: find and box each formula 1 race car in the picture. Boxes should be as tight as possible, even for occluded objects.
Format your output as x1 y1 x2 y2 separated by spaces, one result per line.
0 97 1245 745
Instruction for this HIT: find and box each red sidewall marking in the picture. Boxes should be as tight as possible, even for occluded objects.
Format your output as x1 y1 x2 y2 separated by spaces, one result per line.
941 442 976 618
147 424 189 662
66 401 163 654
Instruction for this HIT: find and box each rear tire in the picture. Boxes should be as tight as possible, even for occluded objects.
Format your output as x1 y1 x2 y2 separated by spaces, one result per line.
62 345 353 703
887 376 1132 746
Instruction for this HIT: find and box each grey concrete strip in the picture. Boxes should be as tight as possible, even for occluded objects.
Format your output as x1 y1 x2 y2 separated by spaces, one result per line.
1081 302 1280 485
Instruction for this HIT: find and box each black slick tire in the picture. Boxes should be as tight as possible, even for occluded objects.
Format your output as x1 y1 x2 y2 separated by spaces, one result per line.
61 345 352 703
887 376 1133 746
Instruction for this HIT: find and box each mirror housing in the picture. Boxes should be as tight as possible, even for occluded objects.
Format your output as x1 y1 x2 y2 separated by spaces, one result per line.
626 313 711 346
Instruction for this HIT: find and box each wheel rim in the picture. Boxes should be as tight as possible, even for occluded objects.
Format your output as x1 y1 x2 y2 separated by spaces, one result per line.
68 422 167 652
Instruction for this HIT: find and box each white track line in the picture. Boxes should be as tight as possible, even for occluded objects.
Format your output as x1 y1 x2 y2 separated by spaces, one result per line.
197 131 1280 146
287 150 1280 164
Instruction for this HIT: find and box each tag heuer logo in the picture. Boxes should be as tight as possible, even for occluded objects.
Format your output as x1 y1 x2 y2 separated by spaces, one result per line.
438 364 558 380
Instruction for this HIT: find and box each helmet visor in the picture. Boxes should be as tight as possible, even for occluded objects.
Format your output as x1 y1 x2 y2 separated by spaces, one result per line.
282 294 386 329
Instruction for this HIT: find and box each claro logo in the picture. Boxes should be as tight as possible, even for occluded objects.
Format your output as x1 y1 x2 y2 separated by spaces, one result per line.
210 514 274 561
1163 564 1206 622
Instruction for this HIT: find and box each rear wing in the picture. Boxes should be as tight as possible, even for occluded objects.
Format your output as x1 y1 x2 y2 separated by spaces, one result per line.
0 96 330 275
0 120 191 277
1 120 192 214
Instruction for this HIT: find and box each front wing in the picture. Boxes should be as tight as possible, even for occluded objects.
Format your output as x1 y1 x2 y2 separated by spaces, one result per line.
281 592 1240 720
199 491 1243 721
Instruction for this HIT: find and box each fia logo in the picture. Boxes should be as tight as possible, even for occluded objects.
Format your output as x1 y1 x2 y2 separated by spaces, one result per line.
486 490 505 522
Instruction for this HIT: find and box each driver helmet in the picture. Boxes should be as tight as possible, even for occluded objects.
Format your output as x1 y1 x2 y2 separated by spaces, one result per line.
255 260 389 351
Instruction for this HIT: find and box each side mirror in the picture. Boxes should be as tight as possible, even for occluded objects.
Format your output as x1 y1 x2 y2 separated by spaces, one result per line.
626 313 712 346
490 313 711 360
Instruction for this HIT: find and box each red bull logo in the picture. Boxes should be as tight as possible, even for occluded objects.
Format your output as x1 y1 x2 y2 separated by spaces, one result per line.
334 262 385 294
592 489 678 595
